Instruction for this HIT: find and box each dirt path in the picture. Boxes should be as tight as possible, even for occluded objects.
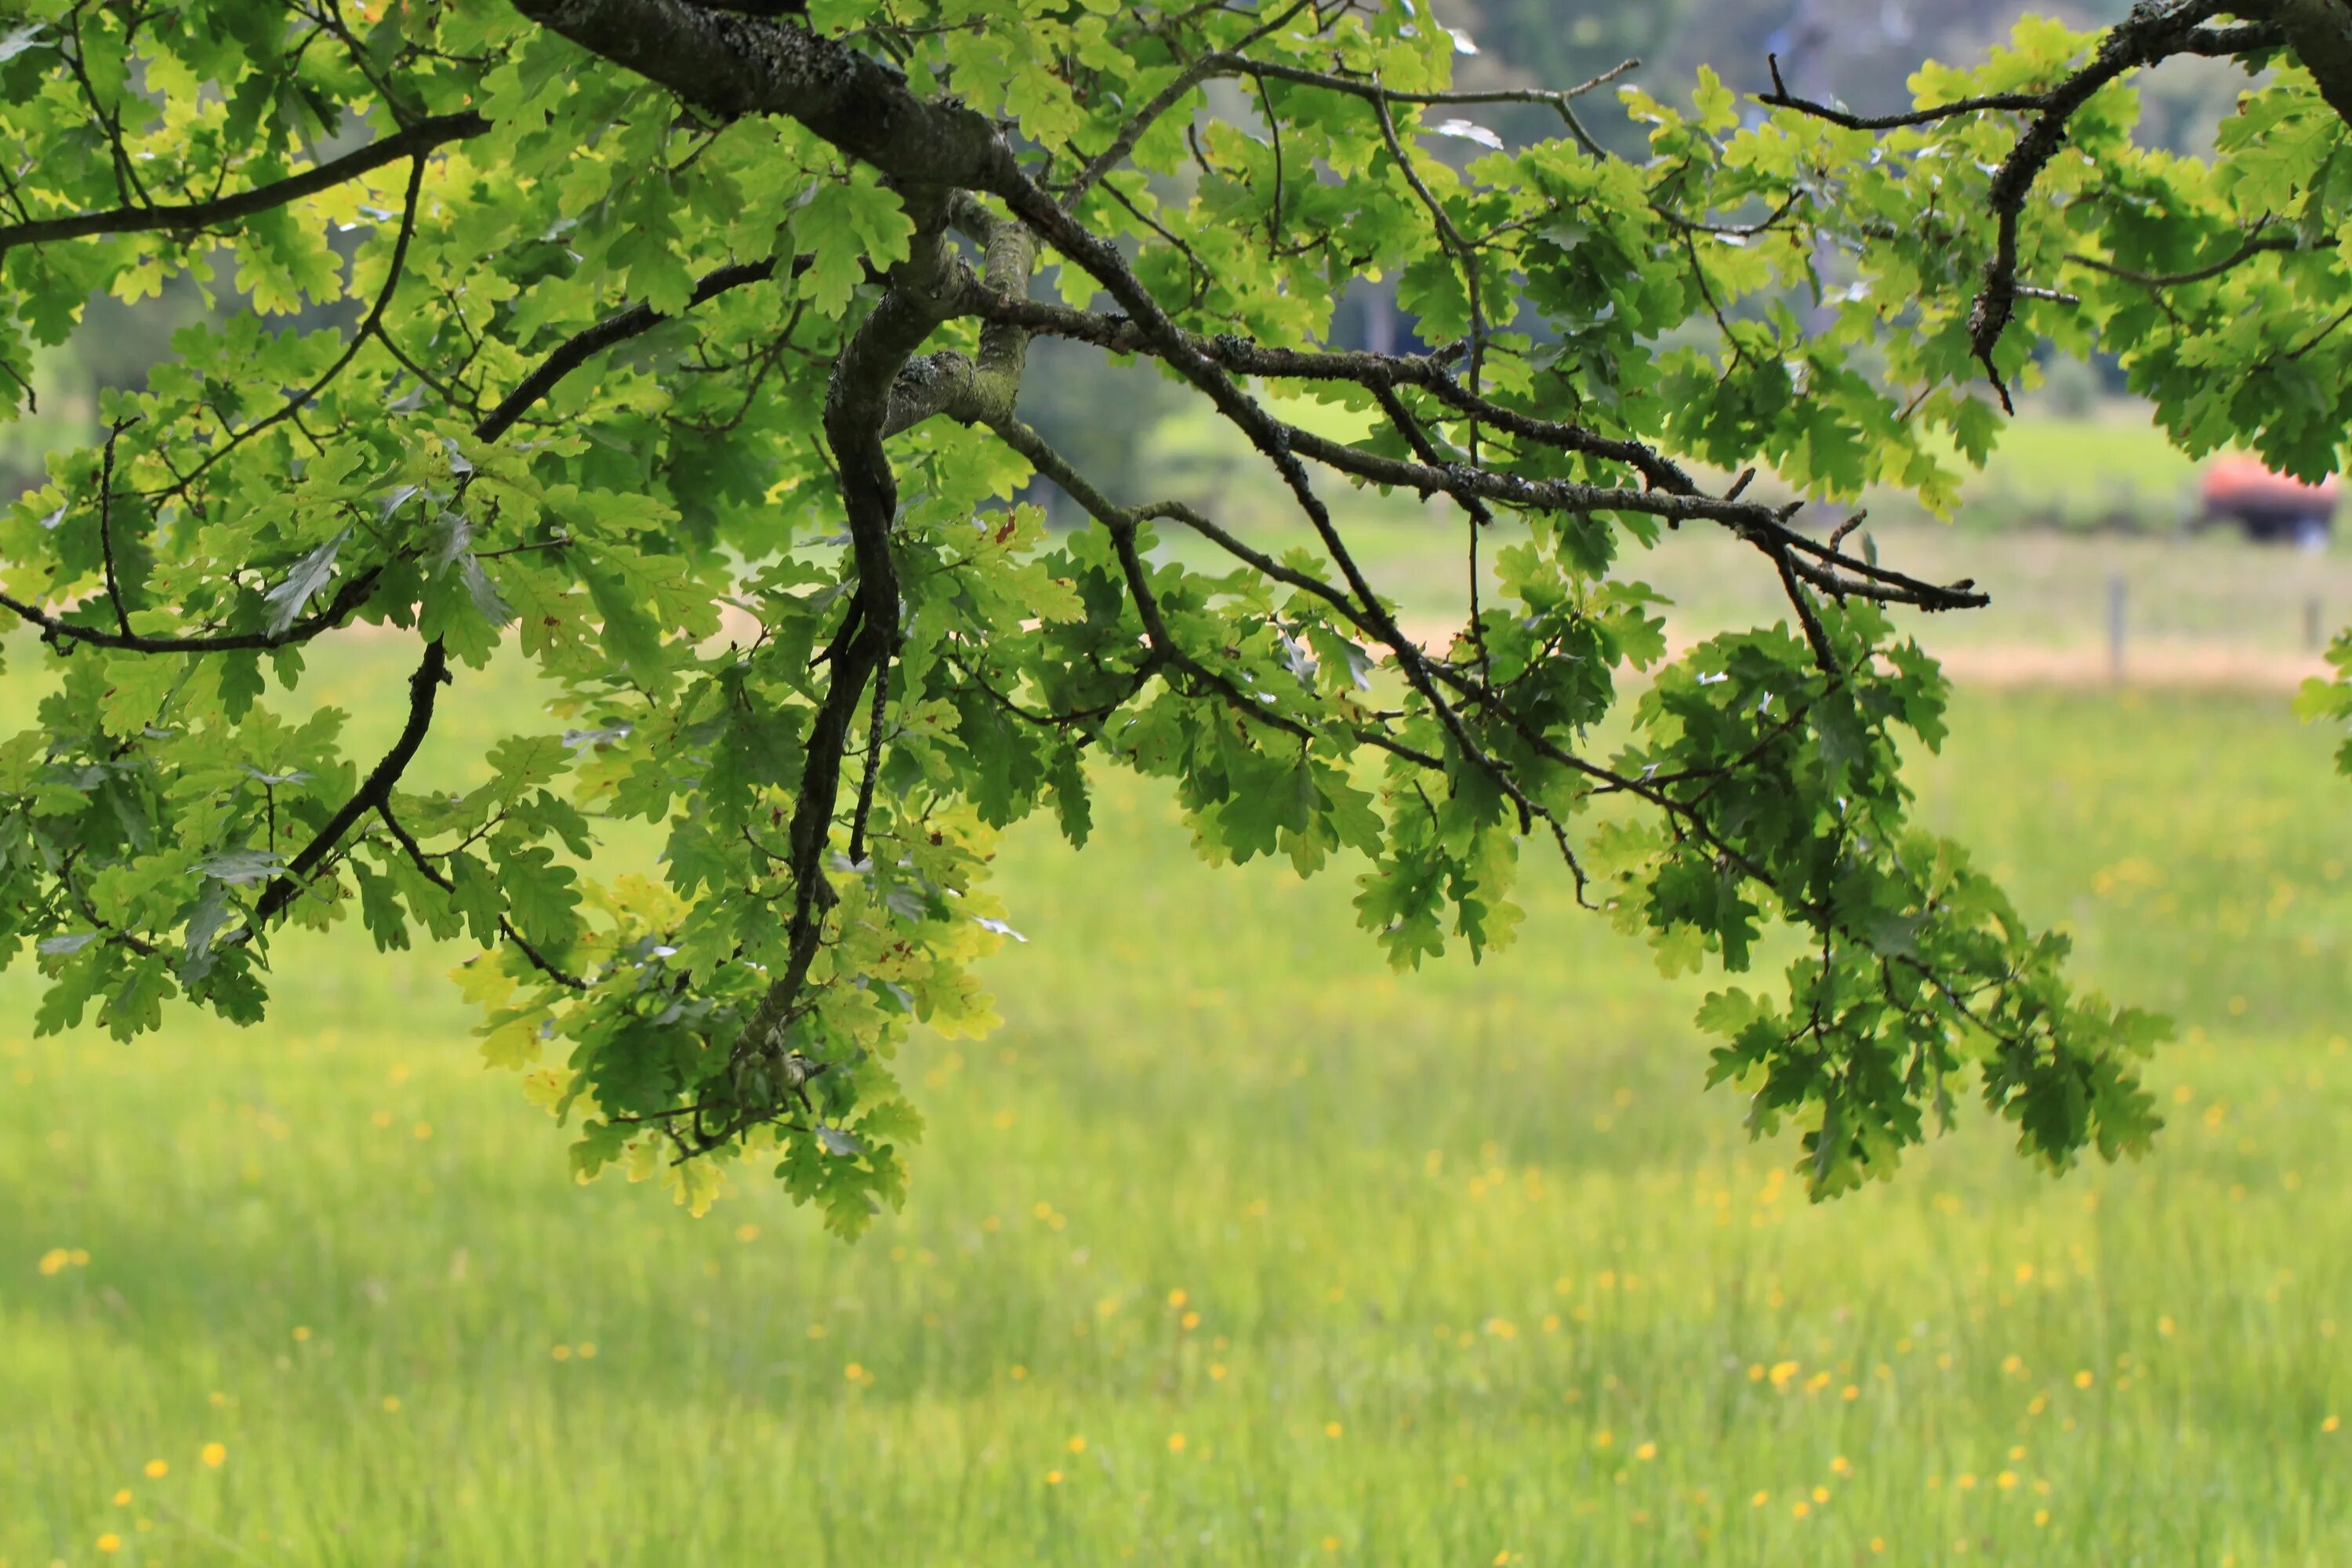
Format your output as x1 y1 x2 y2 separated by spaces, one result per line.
1392 621 2334 691
1928 641 2330 690
360 604 2333 692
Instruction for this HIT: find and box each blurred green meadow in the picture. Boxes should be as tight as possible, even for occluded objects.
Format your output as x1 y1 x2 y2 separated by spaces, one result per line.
5 626 2352 1565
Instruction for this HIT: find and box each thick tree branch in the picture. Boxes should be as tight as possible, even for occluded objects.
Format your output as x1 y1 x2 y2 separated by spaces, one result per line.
510 0 1023 191
728 210 967 1068
877 205 1036 436
1964 1 2261 408
2234 0 2352 123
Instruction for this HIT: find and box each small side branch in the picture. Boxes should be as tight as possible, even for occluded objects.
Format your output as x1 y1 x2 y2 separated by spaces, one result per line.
1761 53 2042 130
0 111 488 256
240 639 452 932
96 416 139 637
376 801 590 991
477 257 789 441
166 154 432 497
2067 230 2299 288
0 567 384 654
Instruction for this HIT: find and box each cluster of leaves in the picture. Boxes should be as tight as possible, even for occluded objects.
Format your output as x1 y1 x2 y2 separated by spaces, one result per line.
5 0 2336 1230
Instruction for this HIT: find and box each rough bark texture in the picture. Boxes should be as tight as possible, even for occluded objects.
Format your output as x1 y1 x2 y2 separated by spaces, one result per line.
2241 0 2352 125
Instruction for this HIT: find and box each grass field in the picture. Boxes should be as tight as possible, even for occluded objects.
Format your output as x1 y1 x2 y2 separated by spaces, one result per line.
5 630 2352 1565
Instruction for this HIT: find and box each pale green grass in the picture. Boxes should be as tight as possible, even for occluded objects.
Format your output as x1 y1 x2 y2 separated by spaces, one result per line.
4 635 2352 1564
1142 394 2199 529
1973 407 2203 523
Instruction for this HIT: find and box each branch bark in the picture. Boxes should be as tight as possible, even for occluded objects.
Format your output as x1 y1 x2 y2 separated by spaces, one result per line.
510 0 1022 190
728 205 969 1063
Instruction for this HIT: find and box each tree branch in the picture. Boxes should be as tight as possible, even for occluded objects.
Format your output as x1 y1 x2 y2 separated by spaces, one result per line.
1965 1 2243 409
1059 0 1319 206
1761 54 2043 130
728 211 967 1065
0 567 385 654
165 152 432 499
960 290 1696 492
376 801 590 990
0 111 487 256
242 639 451 931
96 417 138 637
2067 230 2301 287
477 257 790 441
511 0 1023 191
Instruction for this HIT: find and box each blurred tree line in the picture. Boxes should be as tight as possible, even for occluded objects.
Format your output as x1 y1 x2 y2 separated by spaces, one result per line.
1438 0 2256 155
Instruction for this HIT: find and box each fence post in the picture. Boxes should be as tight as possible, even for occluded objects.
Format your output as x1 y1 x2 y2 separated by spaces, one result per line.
2308 595 2325 653
2107 573 2127 684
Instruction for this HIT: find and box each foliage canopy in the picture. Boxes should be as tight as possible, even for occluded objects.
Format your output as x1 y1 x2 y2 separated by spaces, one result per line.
4 0 2347 1231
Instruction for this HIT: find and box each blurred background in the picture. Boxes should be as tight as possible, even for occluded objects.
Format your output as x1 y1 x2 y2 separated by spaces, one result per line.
9 4 2352 1564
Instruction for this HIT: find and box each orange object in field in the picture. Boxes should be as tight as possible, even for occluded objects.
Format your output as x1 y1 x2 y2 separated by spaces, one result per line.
2201 453 2342 510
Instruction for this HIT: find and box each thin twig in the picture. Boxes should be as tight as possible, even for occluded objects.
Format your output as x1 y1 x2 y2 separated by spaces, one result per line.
96 417 140 637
